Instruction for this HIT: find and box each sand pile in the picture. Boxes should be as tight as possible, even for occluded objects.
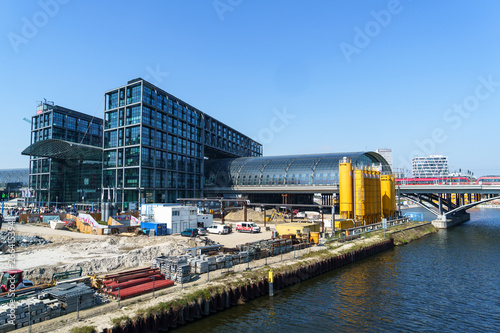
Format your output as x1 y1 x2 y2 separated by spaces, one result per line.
225 208 264 222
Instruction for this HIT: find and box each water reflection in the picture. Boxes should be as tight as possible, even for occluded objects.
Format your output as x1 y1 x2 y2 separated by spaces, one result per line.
176 209 500 333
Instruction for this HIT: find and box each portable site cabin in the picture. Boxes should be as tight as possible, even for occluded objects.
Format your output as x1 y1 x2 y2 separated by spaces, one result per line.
152 205 199 235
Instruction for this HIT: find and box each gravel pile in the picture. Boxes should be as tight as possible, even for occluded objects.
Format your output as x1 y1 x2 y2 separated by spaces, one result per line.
0 231 51 249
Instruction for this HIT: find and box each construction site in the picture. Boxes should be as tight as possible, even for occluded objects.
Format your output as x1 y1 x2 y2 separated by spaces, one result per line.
0 157 401 332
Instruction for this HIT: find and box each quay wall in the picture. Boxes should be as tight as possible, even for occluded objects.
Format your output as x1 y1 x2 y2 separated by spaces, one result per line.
102 239 395 333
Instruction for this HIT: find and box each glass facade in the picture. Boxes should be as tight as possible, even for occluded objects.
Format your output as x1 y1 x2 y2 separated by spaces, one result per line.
29 103 103 204
204 152 391 189
103 78 262 208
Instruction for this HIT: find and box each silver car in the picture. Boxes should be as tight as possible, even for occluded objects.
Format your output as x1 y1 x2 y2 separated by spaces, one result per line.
197 227 207 236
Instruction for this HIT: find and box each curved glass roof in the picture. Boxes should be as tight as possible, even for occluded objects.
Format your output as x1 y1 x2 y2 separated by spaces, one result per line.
22 139 103 161
205 152 391 188
0 169 29 187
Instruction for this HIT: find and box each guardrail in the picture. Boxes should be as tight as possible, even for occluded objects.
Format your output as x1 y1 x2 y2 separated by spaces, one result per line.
341 218 410 237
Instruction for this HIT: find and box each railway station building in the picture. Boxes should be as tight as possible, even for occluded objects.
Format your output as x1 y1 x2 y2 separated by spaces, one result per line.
204 152 392 204
22 79 262 208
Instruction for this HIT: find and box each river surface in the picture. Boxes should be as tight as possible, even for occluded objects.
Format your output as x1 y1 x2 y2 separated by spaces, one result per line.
176 208 500 332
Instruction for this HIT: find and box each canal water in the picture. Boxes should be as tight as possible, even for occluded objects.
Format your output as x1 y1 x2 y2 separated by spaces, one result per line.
176 208 500 332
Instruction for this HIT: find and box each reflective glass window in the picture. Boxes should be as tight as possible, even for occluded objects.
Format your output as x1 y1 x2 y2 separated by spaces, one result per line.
125 147 140 166
125 168 139 187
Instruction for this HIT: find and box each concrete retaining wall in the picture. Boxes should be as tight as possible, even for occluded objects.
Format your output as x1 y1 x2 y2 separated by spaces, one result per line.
102 239 394 333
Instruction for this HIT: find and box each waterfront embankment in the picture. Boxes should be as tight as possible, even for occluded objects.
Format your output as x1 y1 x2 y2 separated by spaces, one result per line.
25 221 436 333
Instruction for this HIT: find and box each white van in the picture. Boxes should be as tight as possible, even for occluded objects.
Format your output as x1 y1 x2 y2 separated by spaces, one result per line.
207 224 231 234
236 222 260 233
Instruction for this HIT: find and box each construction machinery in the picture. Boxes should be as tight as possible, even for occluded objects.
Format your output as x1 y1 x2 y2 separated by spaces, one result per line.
265 210 285 222
0 269 34 292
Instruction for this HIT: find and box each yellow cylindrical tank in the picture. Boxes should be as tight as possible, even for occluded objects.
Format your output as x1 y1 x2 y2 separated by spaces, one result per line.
383 174 397 219
390 175 396 219
375 170 381 222
381 175 392 219
365 167 371 224
354 168 365 222
369 168 376 224
339 160 353 219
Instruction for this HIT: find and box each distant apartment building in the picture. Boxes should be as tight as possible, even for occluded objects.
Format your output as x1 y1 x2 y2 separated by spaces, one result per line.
412 155 449 178
376 148 393 173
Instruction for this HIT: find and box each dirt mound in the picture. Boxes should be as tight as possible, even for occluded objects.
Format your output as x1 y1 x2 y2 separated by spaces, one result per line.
224 208 290 222
23 238 188 283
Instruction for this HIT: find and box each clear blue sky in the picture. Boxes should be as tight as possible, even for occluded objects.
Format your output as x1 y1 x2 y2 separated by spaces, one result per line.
1 0 499 176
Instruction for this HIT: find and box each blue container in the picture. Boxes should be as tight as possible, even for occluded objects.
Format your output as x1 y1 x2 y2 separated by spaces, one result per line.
140 222 168 235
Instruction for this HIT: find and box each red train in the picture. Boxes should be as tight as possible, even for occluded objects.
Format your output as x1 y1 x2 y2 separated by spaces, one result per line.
474 176 500 185
395 176 472 185
396 175 500 185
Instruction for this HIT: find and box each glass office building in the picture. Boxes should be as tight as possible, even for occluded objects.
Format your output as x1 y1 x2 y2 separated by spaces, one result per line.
23 102 103 204
103 78 262 207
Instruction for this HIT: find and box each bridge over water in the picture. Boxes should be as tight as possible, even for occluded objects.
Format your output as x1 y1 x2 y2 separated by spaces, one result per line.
398 184 500 228
206 184 500 228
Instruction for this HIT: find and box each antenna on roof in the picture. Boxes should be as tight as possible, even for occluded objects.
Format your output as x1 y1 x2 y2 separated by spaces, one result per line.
41 98 54 105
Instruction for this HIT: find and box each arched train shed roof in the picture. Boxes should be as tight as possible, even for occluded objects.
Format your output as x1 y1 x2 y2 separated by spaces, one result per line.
205 151 391 189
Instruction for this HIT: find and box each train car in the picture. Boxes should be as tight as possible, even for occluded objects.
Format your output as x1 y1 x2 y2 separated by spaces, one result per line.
475 176 500 185
395 176 472 185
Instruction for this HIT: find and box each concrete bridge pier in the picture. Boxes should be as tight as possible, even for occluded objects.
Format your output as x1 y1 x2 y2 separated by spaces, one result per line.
432 211 470 229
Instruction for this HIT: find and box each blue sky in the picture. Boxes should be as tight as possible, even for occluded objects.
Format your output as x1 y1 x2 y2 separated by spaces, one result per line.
1 0 499 176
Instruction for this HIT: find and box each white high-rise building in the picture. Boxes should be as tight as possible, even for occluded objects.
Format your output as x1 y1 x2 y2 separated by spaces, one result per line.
412 155 448 178
376 148 393 172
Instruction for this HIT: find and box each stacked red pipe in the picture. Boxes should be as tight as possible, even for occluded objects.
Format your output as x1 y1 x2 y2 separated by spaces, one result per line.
100 267 174 300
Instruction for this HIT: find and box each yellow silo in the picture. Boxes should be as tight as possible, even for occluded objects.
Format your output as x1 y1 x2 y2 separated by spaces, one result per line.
381 175 394 219
354 168 366 223
366 167 375 224
390 175 396 218
375 170 381 222
339 159 353 219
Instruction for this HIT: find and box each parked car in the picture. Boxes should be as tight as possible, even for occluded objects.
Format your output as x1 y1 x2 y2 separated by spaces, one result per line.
235 222 260 233
181 228 198 237
206 224 231 235
197 227 207 236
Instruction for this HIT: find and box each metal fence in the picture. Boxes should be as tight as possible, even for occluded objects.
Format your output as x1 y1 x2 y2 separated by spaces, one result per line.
340 218 410 238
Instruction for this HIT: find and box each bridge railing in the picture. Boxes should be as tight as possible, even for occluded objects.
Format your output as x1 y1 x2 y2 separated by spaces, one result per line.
340 217 410 237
